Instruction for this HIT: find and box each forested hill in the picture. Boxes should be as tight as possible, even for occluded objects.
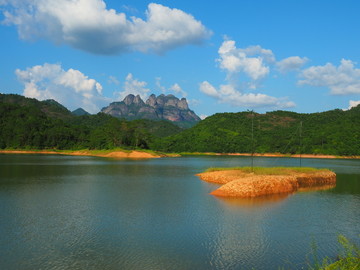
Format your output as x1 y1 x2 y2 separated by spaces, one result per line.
0 93 73 119
1 93 360 156
0 93 182 150
152 106 360 156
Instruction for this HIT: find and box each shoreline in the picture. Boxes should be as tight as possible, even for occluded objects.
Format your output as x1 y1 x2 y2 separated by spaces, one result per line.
183 152 360 159
0 150 162 159
1 150 359 160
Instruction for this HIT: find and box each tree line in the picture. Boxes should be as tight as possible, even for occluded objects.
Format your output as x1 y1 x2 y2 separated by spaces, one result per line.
151 107 360 156
1 93 359 156
0 100 181 150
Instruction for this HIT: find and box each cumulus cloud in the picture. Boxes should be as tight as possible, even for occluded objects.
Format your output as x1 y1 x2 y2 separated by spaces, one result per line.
199 81 219 98
156 77 187 97
116 73 150 100
15 63 109 113
1 0 211 54
108 75 120 85
200 81 295 109
299 59 360 95
217 40 274 81
201 39 296 109
169 83 187 97
347 100 360 110
276 56 308 73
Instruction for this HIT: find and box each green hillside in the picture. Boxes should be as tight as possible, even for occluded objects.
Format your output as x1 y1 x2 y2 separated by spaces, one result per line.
0 94 183 150
1 93 359 156
0 94 73 119
152 107 360 156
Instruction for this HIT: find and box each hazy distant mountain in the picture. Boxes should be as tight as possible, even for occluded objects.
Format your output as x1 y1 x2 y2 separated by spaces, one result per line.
101 94 201 127
72 108 90 116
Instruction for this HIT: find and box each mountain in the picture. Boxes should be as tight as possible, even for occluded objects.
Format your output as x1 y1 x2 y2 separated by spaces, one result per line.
153 106 360 156
72 108 90 116
2 92 360 156
0 93 183 150
101 94 201 128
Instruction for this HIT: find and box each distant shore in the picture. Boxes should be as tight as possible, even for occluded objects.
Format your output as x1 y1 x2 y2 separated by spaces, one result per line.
227 153 360 159
1 150 359 159
0 150 162 159
181 152 360 159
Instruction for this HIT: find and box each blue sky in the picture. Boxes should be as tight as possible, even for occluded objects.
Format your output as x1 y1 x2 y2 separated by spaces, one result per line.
1 0 359 117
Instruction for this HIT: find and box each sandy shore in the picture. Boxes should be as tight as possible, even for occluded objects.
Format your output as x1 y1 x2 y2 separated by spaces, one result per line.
1 150 359 160
197 169 336 198
225 153 360 159
183 152 360 159
0 150 161 159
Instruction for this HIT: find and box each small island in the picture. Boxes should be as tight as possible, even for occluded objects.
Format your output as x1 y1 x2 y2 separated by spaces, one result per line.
197 167 336 197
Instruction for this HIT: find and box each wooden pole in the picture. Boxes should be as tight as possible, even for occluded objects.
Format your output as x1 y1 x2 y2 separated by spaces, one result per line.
251 112 254 172
300 121 302 167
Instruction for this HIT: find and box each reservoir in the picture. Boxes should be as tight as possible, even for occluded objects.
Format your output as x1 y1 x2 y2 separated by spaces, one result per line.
0 154 359 269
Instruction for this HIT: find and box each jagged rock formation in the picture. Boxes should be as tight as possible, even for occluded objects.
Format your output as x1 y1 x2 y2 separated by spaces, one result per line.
101 94 201 126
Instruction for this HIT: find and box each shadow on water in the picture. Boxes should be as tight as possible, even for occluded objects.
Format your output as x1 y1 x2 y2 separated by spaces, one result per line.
329 174 360 195
213 183 340 209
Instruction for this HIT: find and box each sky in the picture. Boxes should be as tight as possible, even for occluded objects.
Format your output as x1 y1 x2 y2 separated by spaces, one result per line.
1 0 360 118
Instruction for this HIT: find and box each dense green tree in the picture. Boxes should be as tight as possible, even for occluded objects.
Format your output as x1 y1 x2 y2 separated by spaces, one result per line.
152 107 360 155
1 93 359 156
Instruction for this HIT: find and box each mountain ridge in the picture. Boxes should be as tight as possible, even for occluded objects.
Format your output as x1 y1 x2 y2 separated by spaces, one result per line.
101 94 201 127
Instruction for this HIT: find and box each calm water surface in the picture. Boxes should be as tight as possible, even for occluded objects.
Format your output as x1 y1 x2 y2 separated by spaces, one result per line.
0 154 359 269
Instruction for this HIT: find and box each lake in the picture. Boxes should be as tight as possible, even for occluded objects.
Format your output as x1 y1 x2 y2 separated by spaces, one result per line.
0 154 359 269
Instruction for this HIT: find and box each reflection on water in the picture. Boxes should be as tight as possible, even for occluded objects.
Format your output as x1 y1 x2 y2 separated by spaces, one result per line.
330 174 360 194
215 192 292 208
298 184 336 193
0 154 359 270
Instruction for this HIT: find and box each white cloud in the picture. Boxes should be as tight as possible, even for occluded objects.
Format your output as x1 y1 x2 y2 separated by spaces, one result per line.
299 59 360 95
201 39 296 109
188 98 201 106
108 75 120 85
116 73 150 100
1 0 211 55
199 81 295 109
217 40 274 81
199 81 219 98
156 77 187 97
15 63 109 113
276 56 308 73
347 100 360 110
199 114 208 120
169 83 187 97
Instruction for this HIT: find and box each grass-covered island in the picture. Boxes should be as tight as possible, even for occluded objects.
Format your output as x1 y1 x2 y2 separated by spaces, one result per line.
197 167 336 197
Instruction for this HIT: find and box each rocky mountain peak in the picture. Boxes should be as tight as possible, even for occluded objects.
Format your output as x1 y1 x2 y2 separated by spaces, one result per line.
178 98 189 110
123 94 135 105
134 95 145 105
101 93 201 127
146 94 157 107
